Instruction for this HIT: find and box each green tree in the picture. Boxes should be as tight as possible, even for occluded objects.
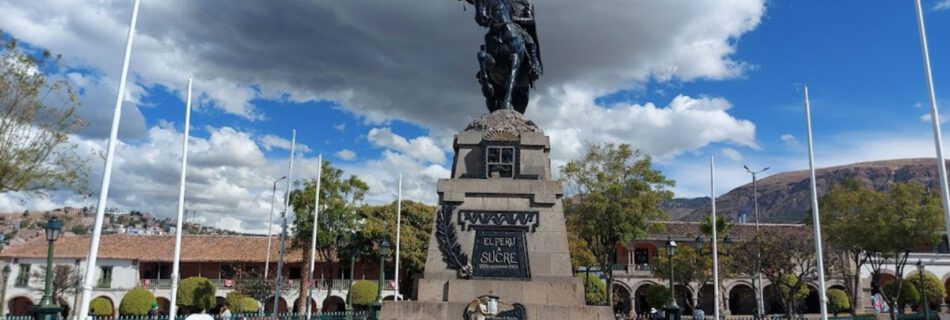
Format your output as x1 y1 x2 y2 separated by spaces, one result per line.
653 215 732 311
358 200 434 297
232 267 291 314
820 179 880 316
225 292 259 313
30 265 81 304
770 274 810 316
561 143 673 306
883 280 919 313
0 36 86 194
90 297 114 317
645 285 672 310
177 277 216 313
288 160 368 312
733 230 815 319
905 271 946 310
349 281 378 309
71 224 88 235
580 273 606 305
119 287 155 316
863 183 944 319
826 288 850 317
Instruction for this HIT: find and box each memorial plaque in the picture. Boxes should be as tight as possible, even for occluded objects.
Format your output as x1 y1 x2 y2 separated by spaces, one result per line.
472 230 530 279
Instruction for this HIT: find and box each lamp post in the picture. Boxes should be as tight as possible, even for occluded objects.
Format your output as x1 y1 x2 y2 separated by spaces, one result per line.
375 239 391 314
744 165 769 320
918 260 928 320
665 236 680 320
344 233 357 317
1 264 11 316
35 217 63 320
264 176 288 280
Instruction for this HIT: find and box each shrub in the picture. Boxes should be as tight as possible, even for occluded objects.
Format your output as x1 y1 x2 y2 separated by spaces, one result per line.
90 297 114 317
826 288 850 316
178 277 216 311
71 224 89 235
883 280 919 311
120 287 156 315
349 281 378 307
226 292 259 313
645 285 671 309
580 273 606 305
905 271 947 307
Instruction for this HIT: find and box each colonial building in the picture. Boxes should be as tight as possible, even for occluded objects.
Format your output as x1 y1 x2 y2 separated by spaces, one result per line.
0 234 398 318
609 221 950 318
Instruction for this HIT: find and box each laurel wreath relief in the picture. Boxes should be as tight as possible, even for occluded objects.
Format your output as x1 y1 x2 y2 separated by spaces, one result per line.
436 203 472 278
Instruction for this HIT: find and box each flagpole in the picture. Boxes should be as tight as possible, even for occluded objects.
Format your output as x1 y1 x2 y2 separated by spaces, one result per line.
306 155 322 320
915 0 950 251
77 0 140 318
710 156 720 320
804 86 829 320
272 130 297 320
394 174 402 300
168 77 193 320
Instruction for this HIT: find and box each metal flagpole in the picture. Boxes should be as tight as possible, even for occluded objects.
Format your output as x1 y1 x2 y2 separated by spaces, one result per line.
804 86 829 320
272 130 297 320
915 0 950 251
394 174 402 300
710 156 720 320
306 155 323 320
264 175 286 282
168 77 193 320
77 0 140 318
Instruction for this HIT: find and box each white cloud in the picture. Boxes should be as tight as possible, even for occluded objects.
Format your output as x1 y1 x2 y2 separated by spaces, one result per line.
530 88 757 171
781 134 800 147
721 148 743 162
367 127 445 164
935 0 950 10
334 123 346 132
335 149 356 161
919 113 949 124
258 134 313 153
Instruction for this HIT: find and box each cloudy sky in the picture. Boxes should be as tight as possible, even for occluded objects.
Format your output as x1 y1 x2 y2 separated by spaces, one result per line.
1 0 949 233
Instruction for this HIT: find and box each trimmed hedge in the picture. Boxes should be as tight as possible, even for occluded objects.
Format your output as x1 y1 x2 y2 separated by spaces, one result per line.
581 273 606 305
177 277 217 311
120 287 156 315
225 292 259 313
90 297 114 317
826 288 850 316
349 281 378 307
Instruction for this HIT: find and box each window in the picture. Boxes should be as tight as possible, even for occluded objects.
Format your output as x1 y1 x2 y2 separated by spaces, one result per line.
288 267 301 280
97 266 113 288
486 145 515 178
14 264 30 287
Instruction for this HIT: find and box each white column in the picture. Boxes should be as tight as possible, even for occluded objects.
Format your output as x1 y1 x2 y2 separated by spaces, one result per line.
804 86 829 320
306 155 322 320
169 77 193 320
394 174 402 300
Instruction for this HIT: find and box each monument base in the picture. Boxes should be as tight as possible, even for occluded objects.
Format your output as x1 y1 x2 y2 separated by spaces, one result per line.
379 300 614 320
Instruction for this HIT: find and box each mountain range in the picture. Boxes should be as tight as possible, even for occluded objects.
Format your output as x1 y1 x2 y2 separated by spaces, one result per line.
662 158 950 223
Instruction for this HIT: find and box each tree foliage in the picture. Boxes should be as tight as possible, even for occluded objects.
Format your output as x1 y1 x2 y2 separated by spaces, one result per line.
349 281 378 308
562 143 673 306
225 292 259 313
904 271 946 308
177 277 216 312
883 280 919 312
826 288 850 317
288 159 368 312
358 200 434 297
733 230 815 319
119 287 156 316
0 36 86 194
581 273 606 305
645 285 672 310
232 267 291 312
90 297 114 317
820 179 878 317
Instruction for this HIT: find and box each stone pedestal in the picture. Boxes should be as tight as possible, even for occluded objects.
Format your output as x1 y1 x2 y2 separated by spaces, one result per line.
381 111 613 320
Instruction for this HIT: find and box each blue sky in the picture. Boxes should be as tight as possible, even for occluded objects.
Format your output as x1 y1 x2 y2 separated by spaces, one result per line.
1 0 949 233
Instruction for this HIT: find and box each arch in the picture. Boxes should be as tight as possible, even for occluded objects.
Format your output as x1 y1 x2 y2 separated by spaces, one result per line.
697 285 715 314
292 297 318 313
612 282 633 317
763 284 784 315
321 296 346 312
728 284 755 315
803 285 820 314
8 296 35 316
634 283 655 316
156 297 171 315
263 297 288 314
674 284 693 314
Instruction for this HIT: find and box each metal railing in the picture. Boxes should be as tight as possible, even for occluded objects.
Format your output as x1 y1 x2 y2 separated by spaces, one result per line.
138 278 395 291
55 312 373 320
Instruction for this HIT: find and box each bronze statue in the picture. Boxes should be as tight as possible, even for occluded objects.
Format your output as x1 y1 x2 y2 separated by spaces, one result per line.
463 0 543 114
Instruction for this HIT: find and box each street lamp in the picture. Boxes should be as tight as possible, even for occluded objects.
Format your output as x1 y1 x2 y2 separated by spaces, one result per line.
1 264 11 316
263 176 288 281
344 233 358 316
918 260 929 320
665 236 680 320
694 235 705 250
744 164 769 320
376 240 391 308
35 217 63 320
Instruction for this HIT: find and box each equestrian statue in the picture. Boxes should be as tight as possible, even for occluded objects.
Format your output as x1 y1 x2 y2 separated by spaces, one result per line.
462 0 543 114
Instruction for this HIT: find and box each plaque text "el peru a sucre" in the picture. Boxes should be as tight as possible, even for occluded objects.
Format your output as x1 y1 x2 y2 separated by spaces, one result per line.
472 230 530 279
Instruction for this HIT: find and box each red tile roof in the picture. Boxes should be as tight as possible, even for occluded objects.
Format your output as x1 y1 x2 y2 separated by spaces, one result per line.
0 234 317 263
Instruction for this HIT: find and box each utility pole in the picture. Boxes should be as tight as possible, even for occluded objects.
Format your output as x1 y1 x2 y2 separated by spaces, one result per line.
744 165 769 320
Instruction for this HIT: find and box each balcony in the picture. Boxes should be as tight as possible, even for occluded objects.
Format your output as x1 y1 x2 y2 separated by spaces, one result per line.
138 278 395 290
611 264 654 277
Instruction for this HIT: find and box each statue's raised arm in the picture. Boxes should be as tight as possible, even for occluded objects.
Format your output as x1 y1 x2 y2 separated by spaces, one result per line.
462 0 543 114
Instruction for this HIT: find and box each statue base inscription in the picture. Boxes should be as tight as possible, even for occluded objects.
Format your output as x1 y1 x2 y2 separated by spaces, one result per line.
380 111 613 320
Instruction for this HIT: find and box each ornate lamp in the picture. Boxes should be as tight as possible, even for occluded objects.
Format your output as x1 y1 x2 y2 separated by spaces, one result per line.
694 235 705 250
35 217 64 320
918 259 929 319
376 239 391 307
664 236 680 320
